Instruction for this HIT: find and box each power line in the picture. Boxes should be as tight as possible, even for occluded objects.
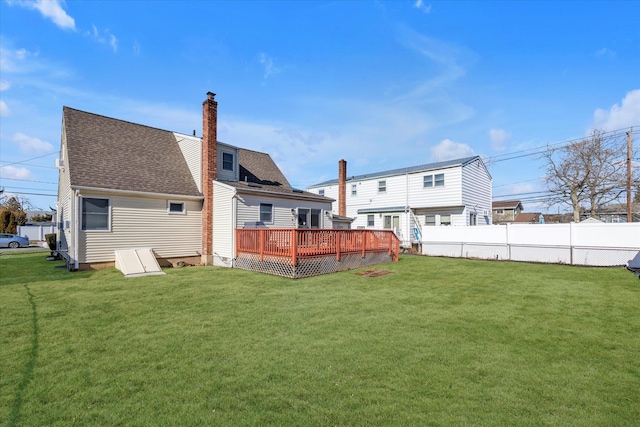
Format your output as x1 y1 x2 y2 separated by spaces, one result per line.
0 152 58 167
0 177 58 184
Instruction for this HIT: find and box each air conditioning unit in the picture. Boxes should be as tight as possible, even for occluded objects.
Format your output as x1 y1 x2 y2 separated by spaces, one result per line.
55 158 64 169
482 210 489 216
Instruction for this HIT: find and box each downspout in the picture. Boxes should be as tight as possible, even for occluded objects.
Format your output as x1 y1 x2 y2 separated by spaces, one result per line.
74 189 80 270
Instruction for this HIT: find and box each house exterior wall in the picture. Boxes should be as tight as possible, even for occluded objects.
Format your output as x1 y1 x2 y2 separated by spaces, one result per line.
310 162 491 245
216 143 239 182
235 193 332 229
212 181 236 267
461 158 493 225
175 133 202 193
56 125 75 261
78 192 201 264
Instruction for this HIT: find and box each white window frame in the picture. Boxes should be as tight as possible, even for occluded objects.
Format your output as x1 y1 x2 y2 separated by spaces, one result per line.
81 197 110 231
440 214 451 226
367 214 374 227
423 175 433 188
167 200 186 215
378 180 386 193
318 189 325 196
259 203 273 224
351 184 357 196
435 173 445 187
222 152 234 171
425 214 436 226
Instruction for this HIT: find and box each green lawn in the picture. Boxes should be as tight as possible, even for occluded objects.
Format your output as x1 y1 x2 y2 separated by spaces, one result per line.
1 252 639 426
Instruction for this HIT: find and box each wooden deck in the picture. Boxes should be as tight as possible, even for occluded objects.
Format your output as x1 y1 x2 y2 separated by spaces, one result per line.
235 229 400 278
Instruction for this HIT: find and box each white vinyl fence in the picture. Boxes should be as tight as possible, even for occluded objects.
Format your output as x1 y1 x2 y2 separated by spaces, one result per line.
421 223 640 267
17 224 58 242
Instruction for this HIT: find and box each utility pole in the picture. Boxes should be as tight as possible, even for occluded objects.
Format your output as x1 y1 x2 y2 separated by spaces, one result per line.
627 128 633 222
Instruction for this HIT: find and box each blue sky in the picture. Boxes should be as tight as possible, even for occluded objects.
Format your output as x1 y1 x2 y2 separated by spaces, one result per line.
1 0 639 213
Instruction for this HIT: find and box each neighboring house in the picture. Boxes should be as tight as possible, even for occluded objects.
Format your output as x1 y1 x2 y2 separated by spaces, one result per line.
513 212 544 224
492 200 523 224
307 156 492 247
56 92 335 270
579 203 640 223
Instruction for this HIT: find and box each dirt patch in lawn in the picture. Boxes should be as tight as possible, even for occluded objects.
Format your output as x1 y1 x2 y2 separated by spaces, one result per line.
357 269 393 277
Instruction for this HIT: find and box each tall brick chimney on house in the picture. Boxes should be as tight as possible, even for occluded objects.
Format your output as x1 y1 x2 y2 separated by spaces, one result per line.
202 91 217 265
338 159 347 217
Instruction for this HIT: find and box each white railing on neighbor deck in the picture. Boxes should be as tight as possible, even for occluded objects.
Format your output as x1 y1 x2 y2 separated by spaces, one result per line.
420 222 640 267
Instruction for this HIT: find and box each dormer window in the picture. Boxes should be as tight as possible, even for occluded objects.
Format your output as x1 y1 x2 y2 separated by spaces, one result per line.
222 152 234 171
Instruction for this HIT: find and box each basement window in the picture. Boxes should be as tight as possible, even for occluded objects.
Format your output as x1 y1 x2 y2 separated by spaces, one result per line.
168 201 185 215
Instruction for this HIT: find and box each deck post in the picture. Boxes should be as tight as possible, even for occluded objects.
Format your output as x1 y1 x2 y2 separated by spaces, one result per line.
336 230 341 261
259 229 265 261
362 230 367 258
292 229 298 266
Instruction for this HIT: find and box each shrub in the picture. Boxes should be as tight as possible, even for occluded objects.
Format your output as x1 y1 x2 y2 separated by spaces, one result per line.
45 233 57 250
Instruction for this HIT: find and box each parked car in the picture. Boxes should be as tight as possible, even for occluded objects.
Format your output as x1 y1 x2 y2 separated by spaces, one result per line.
0 233 30 248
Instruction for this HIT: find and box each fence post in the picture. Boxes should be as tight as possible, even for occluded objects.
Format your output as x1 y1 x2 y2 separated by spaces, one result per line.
336 230 341 261
235 229 239 258
259 229 265 261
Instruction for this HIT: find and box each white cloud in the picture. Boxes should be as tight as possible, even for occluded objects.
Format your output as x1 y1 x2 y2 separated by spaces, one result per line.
489 128 511 151
0 165 33 179
0 80 10 91
11 132 55 154
590 89 640 132
133 40 141 56
258 52 280 79
414 0 432 14
430 139 475 162
6 0 75 30
86 25 118 53
0 100 10 116
595 47 616 58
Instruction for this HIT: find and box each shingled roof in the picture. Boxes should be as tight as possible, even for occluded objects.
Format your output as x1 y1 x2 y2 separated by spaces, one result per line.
63 107 201 197
309 156 484 187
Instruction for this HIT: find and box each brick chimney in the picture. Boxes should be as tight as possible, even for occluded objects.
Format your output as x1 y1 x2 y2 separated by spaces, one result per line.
202 91 217 265
338 159 346 217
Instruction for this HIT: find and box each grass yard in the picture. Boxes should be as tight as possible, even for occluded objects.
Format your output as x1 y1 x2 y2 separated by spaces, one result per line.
1 252 639 426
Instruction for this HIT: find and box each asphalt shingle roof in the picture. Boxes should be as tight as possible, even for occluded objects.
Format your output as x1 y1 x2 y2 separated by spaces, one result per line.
309 156 482 187
63 107 201 197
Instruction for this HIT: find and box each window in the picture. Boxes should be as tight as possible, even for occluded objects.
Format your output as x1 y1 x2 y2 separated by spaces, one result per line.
367 215 375 227
378 180 386 193
440 214 451 226
496 209 504 214
318 189 325 196
222 152 234 171
310 209 321 228
82 197 109 230
259 203 273 223
425 214 436 226
351 184 357 196
297 208 310 227
435 173 445 187
423 175 433 188
383 215 392 229
470 213 477 226
168 201 185 214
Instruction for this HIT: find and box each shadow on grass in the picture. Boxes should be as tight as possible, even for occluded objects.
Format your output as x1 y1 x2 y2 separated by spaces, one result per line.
7 285 39 427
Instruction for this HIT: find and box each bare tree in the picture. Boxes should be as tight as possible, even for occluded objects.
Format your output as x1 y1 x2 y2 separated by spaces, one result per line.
543 129 627 222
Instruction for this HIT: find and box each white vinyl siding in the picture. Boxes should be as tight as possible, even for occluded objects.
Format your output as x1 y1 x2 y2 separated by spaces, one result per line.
461 158 493 225
79 193 201 263
175 133 202 193
56 129 74 256
216 143 239 182
235 193 332 229
213 181 236 267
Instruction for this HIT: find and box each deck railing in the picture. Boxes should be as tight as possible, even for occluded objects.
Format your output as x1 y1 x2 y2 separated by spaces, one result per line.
236 228 400 265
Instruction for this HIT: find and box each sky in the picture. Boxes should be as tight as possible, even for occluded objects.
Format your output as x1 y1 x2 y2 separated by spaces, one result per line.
1 0 639 214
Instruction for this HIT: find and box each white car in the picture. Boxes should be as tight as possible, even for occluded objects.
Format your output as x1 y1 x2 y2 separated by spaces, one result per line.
0 233 30 248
